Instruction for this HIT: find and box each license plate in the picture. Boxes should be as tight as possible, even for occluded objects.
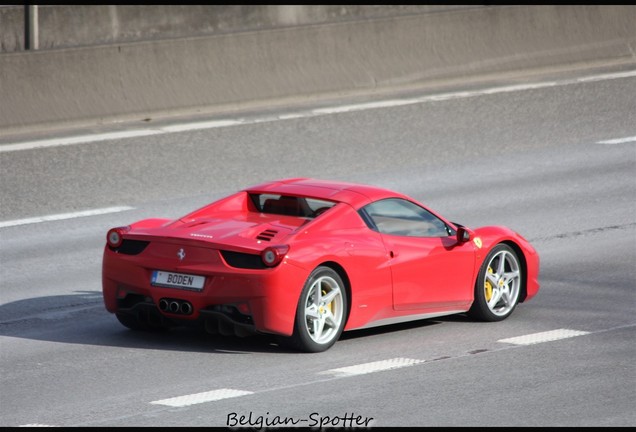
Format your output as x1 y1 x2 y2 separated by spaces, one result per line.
151 270 205 291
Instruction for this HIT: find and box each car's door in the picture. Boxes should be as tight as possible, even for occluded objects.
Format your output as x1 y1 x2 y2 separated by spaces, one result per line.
360 198 476 311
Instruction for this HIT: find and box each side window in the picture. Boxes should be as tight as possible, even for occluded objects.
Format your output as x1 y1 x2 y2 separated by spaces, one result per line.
360 198 451 237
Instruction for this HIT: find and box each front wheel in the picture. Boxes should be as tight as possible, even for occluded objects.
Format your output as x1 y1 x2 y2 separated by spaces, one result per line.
468 243 522 322
286 266 347 353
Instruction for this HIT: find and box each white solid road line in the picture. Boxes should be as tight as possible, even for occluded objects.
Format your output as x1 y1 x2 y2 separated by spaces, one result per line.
596 136 636 144
0 206 134 228
2 69 635 153
0 129 163 152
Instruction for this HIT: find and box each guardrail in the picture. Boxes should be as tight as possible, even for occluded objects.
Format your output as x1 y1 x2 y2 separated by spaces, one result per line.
1 5 474 53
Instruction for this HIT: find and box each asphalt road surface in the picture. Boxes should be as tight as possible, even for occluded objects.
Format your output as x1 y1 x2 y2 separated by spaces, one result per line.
1 64 635 427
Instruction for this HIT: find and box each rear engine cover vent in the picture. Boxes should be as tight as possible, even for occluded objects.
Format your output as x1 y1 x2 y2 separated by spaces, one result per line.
256 229 278 241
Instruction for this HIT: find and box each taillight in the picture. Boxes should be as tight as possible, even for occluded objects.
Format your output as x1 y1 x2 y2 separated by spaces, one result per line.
107 226 130 248
261 245 289 267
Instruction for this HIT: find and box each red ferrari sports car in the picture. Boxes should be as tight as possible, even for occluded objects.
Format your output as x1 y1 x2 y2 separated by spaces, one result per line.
102 177 539 352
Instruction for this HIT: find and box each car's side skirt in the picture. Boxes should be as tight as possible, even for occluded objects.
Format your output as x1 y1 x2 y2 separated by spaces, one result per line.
348 309 467 331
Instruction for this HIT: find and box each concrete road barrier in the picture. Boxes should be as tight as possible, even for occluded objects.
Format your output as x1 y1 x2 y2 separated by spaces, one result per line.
1 5 635 135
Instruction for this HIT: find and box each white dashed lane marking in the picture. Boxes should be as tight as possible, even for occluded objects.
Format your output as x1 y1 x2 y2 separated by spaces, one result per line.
18 327 597 425
320 357 426 377
498 328 590 345
145 328 593 408
150 388 254 408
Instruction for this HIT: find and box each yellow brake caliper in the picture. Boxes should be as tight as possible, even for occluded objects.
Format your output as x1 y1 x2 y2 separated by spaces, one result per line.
484 267 493 302
322 289 332 312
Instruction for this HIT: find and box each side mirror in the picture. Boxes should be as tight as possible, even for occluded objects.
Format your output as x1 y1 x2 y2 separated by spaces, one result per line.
456 226 471 243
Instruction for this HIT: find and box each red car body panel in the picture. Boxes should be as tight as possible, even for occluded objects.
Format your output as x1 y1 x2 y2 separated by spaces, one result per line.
102 177 540 339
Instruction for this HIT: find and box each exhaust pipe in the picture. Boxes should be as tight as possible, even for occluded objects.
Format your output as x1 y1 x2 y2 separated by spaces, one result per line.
158 298 193 315
180 302 192 315
159 298 170 311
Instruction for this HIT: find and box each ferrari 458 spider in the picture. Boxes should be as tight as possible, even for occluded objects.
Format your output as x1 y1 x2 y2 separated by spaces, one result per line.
102 177 539 352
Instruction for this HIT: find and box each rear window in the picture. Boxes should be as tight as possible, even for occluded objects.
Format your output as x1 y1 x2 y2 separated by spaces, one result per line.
250 194 336 218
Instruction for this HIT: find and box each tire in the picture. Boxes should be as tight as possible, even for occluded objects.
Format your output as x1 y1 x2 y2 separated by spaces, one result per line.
287 266 347 353
468 243 522 322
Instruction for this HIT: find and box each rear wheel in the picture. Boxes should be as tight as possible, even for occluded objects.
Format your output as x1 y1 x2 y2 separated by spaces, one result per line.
287 266 347 353
468 243 522 321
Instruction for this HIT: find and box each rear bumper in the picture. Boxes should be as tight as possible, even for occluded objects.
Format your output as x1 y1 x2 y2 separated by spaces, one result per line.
115 300 259 337
102 246 307 336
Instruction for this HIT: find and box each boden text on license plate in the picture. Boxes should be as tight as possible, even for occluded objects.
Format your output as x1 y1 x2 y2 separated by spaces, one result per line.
151 270 205 291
